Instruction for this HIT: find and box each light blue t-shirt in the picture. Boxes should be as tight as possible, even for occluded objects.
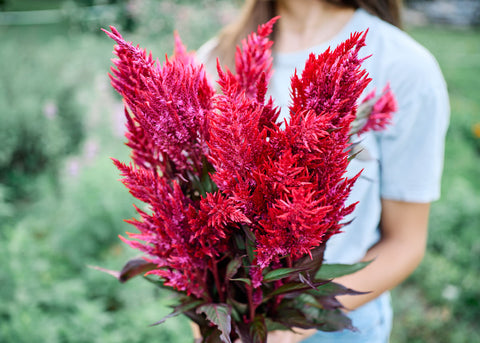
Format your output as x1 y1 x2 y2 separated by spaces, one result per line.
269 9 449 265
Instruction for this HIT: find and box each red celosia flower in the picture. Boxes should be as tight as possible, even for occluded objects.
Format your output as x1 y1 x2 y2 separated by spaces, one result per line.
104 27 215 183
112 159 207 297
216 18 280 131
172 31 196 66
189 191 250 257
234 17 278 99
358 83 397 135
290 31 371 129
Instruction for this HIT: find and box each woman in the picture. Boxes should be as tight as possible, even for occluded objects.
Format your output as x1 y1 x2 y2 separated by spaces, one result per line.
197 0 449 342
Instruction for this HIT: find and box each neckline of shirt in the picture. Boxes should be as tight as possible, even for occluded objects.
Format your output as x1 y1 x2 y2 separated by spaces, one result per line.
273 8 370 66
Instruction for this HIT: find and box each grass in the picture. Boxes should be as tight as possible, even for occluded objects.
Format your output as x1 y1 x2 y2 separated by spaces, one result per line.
0 5 479 342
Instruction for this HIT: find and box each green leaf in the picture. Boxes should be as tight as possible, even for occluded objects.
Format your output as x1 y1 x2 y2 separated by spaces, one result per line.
234 232 246 250
197 303 233 343
88 258 157 283
293 293 343 314
143 274 171 290
150 299 204 326
265 318 290 332
348 146 365 161
312 309 355 332
242 225 256 264
272 308 316 330
293 245 325 273
225 256 243 280
293 293 319 308
200 159 217 195
246 241 256 264
307 281 367 298
118 258 157 283
273 302 354 332
263 282 310 301
298 272 321 290
250 315 267 343
227 298 248 317
263 267 308 283
313 295 344 310
242 224 256 243
266 278 334 300
315 261 371 280
230 278 252 287
230 307 241 322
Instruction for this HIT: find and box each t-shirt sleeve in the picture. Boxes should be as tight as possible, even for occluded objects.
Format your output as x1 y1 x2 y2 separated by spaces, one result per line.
377 53 450 203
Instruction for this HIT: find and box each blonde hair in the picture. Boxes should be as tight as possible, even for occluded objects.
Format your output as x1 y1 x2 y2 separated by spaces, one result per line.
213 0 276 70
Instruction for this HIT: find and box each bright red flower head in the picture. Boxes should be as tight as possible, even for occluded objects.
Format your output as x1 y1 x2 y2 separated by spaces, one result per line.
104 26 215 182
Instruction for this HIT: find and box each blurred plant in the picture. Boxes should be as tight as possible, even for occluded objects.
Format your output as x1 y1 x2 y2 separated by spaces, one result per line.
0 152 190 343
102 17 395 342
125 0 237 49
0 43 85 202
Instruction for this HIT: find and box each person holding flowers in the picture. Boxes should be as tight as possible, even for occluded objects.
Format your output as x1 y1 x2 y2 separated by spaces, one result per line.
102 0 449 341
195 0 449 342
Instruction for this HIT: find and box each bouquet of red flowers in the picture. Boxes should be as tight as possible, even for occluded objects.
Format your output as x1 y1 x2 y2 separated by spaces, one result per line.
102 18 395 343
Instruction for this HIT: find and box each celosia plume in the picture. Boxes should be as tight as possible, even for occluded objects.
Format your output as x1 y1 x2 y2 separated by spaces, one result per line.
290 31 371 127
104 26 215 184
112 159 205 297
357 83 397 135
234 17 278 99
172 31 196 66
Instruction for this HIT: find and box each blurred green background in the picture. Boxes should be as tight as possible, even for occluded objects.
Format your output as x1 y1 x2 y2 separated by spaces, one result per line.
0 1 479 342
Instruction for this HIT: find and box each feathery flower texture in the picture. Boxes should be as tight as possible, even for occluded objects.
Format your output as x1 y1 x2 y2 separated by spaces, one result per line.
104 19 396 342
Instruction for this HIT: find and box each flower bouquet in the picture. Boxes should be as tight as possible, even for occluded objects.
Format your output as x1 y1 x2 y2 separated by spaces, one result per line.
101 17 395 343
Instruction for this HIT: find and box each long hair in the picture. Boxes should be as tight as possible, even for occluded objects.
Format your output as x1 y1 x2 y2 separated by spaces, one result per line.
327 0 402 28
208 0 402 70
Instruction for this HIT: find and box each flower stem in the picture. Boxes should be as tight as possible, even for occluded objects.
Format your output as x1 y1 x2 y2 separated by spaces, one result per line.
286 255 293 268
247 285 255 322
212 258 224 302
196 267 212 302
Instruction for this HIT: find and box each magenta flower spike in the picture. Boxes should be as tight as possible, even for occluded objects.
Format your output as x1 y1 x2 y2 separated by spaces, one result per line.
104 26 215 183
358 83 397 135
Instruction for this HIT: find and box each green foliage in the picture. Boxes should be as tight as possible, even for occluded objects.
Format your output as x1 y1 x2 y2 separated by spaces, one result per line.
0 22 194 342
124 0 238 51
0 148 193 342
196 304 232 343
0 38 84 201
315 261 371 280
2 0 65 11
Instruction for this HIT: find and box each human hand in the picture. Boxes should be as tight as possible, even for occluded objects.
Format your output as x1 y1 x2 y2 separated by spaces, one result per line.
233 328 317 343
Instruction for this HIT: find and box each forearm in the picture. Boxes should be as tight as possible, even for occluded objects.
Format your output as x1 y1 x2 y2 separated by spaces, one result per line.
335 234 426 310
335 200 430 310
